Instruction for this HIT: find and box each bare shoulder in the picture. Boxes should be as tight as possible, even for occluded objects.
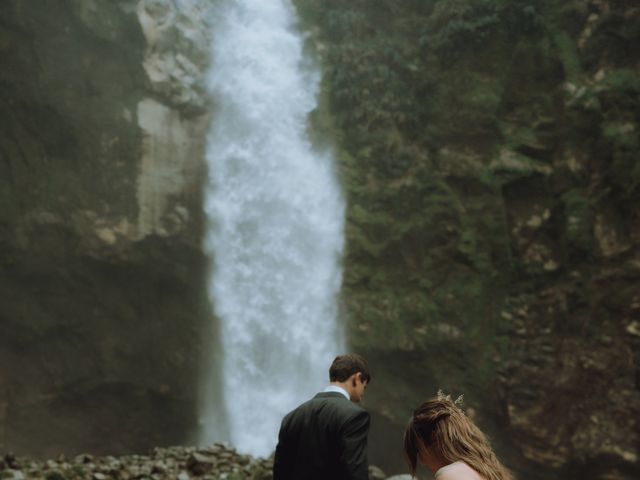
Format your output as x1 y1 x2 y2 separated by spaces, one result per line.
436 462 484 480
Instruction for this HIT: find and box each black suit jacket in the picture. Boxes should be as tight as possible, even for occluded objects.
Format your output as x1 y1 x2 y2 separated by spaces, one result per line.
273 392 370 480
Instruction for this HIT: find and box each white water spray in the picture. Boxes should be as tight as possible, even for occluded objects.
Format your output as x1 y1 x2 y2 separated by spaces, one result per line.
201 0 345 457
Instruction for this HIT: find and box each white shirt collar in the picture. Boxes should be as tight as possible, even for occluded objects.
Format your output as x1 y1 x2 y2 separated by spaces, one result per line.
323 385 350 401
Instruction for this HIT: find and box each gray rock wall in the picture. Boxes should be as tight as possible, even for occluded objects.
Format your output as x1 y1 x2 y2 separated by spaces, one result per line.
0 0 213 457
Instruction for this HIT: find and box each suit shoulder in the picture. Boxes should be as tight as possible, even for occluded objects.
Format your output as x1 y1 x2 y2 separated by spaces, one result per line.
342 400 369 415
345 404 369 423
333 401 369 427
282 398 312 419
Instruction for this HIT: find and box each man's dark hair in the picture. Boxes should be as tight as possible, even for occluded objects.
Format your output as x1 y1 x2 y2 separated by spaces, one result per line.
329 354 371 383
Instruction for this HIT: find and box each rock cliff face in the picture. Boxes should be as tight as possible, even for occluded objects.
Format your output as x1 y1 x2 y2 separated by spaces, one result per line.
294 0 639 478
0 0 212 457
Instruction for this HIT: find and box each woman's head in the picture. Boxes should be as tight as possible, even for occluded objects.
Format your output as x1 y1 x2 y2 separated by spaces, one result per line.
403 392 512 480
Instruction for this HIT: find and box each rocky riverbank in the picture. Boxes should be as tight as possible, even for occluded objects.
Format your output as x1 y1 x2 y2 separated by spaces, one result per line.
0 445 397 480
0 445 271 480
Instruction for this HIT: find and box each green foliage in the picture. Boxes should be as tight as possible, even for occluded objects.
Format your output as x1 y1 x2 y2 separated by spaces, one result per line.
603 123 638 150
419 0 545 61
552 30 582 80
422 1 501 57
461 76 504 115
324 10 367 42
608 131 640 197
603 68 640 94
597 70 640 197
327 39 423 142
293 0 638 358
562 189 595 253
292 0 529 353
502 125 537 149
345 289 439 351
457 218 493 272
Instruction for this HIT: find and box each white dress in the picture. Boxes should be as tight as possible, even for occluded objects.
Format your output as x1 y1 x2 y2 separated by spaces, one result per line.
434 461 484 480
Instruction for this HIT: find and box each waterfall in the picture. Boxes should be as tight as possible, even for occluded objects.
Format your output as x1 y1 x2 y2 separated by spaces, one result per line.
200 0 345 457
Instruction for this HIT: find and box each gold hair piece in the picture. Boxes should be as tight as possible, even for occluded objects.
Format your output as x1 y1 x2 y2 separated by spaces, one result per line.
436 390 466 414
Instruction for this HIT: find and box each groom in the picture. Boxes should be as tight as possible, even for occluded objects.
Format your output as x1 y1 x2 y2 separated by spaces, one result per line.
273 354 371 480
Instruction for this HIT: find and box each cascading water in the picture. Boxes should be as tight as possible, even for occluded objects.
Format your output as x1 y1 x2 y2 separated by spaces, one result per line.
200 0 345 457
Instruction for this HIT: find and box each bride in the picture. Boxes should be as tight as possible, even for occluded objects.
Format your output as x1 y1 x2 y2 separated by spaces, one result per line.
403 392 512 480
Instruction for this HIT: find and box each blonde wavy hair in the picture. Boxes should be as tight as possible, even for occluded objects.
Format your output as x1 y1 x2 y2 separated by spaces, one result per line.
403 392 512 480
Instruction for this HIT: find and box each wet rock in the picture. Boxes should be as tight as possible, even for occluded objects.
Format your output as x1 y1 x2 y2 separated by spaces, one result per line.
44 471 66 480
1 470 24 480
2 455 17 470
177 471 189 480
186 451 217 475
